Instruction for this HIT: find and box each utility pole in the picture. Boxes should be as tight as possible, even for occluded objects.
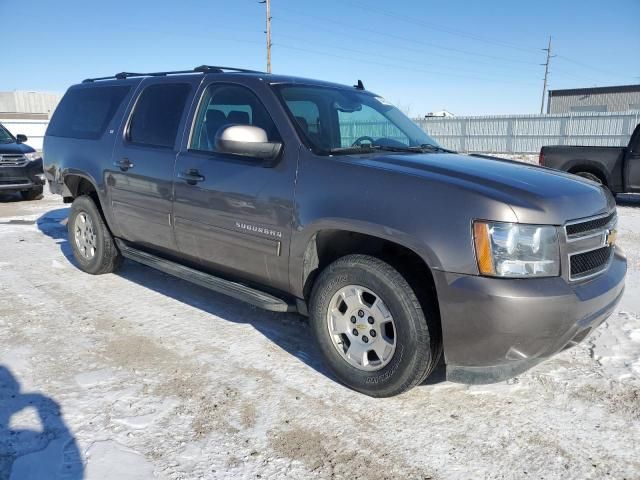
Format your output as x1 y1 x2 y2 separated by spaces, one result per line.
259 0 272 73
540 36 555 114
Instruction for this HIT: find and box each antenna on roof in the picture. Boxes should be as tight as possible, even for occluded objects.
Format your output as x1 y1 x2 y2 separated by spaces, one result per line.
354 80 365 90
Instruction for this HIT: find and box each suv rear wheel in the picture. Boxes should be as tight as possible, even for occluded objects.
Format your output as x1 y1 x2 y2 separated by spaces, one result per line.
309 254 440 397
68 195 122 274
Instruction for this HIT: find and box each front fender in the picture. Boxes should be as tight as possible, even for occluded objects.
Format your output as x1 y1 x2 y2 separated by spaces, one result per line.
288 151 518 297
289 218 440 298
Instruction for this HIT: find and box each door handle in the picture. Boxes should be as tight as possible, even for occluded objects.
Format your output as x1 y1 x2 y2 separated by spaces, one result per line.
178 169 205 185
114 158 134 171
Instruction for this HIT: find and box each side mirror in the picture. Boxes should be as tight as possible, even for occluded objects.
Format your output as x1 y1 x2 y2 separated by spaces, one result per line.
16 134 28 143
215 125 282 166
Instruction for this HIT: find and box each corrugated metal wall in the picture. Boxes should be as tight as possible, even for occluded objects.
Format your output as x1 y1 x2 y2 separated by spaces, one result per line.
417 112 640 154
549 90 640 113
0 91 62 116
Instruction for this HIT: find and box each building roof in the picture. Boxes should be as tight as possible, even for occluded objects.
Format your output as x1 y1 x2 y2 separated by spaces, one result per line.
549 84 640 97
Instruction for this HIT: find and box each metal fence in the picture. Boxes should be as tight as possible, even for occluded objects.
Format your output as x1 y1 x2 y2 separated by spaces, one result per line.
415 112 640 154
3 111 638 155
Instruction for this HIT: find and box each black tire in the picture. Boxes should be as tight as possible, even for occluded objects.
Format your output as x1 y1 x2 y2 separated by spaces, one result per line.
309 254 441 397
68 195 122 275
574 171 603 185
20 186 43 201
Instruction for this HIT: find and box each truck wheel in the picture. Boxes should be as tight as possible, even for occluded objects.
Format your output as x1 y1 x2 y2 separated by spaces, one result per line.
68 195 122 275
309 254 440 397
20 186 43 201
574 171 603 185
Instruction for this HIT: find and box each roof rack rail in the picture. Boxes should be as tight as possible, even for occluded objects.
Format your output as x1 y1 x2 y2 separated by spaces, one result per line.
82 65 265 83
193 65 264 74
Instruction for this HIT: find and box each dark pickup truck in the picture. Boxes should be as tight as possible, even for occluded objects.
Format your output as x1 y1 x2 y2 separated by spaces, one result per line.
44 66 626 397
540 122 640 194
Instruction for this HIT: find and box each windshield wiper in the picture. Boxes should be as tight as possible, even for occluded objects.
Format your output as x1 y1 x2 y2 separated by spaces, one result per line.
328 146 378 155
419 144 457 153
328 144 456 155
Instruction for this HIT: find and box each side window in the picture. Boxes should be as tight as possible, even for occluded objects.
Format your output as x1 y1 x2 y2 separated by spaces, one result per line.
337 104 408 147
46 85 131 140
190 84 280 152
127 83 191 148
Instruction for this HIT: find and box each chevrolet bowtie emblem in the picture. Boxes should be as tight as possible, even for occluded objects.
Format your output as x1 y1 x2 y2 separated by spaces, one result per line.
605 229 617 247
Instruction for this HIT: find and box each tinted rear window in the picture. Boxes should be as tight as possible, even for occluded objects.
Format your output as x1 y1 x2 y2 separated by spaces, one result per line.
127 83 191 148
47 85 131 140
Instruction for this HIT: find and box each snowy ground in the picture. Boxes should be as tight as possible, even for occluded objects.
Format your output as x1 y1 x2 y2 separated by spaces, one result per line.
0 190 639 480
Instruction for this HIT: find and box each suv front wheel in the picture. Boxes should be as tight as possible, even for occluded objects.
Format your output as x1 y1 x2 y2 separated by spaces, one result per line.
309 254 441 397
68 195 122 275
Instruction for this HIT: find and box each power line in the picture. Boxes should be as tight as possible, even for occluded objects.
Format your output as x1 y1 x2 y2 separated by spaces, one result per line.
555 55 624 78
343 0 541 54
275 14 542 73
275 15 538 70
274 32 539 82
257 2 629 98
275 7 541 67
274 42 539 86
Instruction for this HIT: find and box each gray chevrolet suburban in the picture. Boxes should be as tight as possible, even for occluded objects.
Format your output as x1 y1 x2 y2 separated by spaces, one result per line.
43 66 626 397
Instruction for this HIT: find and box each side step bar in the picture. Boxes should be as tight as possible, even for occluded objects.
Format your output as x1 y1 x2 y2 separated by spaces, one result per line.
115 239 295 313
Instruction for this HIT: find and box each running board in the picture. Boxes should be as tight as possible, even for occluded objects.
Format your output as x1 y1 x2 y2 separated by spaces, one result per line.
115 239 295 312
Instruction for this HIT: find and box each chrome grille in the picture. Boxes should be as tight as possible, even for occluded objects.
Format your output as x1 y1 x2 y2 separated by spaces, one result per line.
565 211 617 281
0 154 27 167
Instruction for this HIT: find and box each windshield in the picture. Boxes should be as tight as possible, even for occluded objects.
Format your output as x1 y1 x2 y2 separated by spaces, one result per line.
275 85 440 155
0 124 15 144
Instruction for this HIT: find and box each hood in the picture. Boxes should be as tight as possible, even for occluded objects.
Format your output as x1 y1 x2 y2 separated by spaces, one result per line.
359 152 612 224
0 141 35 155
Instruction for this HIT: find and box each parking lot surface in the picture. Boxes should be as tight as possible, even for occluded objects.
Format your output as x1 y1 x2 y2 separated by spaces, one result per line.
1 191 639 479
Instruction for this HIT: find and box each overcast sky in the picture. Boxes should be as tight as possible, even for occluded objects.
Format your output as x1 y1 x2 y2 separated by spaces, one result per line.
2 0 638 115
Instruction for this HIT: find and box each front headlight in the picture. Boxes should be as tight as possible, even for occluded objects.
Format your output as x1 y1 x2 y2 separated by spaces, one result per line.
473 221 560 277
24 152 40 161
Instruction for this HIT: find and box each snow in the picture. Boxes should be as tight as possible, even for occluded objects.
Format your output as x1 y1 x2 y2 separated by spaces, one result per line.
1 191 639 479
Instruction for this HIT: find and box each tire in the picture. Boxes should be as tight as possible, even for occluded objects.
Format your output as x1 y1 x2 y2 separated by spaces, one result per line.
68 195 122 275
20 186 43 201
574 171 603 185
309 254 441 397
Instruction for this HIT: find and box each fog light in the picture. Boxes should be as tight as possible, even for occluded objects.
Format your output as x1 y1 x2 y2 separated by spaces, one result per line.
36 173 46 182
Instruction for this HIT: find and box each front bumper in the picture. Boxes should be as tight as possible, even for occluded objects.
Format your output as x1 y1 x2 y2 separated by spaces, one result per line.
434 247 626 384
0 158 45 192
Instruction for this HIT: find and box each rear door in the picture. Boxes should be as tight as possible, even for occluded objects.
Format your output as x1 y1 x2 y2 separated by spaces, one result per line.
624 123 640 192
172 81 297 291
108 79 198 253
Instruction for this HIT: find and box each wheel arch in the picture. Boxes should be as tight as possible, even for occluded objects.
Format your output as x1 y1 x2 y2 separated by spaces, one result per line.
567 162 610 187
63 172 117 234
297 228 442 332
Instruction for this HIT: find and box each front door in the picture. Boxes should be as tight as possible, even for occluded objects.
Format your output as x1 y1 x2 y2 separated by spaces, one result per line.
108 80 196 253
173 82 296 291
624 123 640 192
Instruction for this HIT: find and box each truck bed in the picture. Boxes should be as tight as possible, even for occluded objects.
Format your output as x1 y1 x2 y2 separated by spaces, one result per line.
540 145 626 193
